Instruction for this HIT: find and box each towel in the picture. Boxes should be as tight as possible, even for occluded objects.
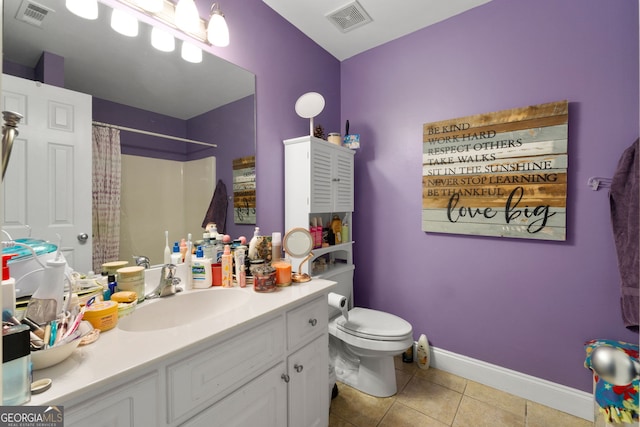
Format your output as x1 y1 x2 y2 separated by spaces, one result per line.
202 179 228 234
609 139 639 331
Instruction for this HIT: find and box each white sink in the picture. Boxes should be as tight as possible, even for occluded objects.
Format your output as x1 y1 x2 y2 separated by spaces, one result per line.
118 288 251 332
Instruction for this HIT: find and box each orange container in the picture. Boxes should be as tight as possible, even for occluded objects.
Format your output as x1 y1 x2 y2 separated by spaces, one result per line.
84 301 118 331
211 263 222 286
273 259 292 287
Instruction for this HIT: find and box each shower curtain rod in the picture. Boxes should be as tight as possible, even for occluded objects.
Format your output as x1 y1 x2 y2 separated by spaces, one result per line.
92 121 217 148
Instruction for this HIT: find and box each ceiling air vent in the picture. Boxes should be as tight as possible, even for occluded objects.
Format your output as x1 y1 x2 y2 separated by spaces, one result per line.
326 1 373 33
16 0 54 28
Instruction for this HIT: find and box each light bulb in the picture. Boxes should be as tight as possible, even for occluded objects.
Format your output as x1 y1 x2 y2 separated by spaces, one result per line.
111 9 139 37
66 0 98 20
207 11 229 47
151 27 175 52
181 42 202 63
175 0 200 33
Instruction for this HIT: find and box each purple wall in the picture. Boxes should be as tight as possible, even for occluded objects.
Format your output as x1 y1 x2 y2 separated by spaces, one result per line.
93 97 189 159
191 0 342 238
188 95 256 238
340 0 638 393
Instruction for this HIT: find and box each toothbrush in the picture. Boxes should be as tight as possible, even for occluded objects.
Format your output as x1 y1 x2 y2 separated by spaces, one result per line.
164 230 171 264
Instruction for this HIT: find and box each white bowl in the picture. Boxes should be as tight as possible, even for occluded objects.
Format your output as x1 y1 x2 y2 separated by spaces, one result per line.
31 339 81 370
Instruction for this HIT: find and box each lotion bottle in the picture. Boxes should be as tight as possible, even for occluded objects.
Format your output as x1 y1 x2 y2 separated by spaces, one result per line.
1 254 16 315
416 334 430 370
248 227 260 260
171 242 182 264
191 246 212 289
221 244 233 287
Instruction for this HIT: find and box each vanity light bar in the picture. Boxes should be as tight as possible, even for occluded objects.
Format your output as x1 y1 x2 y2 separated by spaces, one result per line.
116 0 208 43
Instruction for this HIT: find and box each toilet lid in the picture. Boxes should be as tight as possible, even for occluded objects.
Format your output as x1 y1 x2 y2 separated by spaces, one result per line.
335 307 412 341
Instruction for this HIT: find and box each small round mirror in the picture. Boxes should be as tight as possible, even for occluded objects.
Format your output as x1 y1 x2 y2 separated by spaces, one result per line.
283 228 313 257
294 92 325 119
295 92 325 136
283 228 314 283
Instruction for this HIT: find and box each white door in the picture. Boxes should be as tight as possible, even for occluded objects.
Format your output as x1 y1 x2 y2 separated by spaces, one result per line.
1 74 92 272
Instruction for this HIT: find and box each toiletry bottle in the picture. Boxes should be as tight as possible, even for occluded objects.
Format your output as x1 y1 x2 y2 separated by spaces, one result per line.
202 232 213 260
107 274 118 296
310 218 318 249
234 246 246 288
271 232 282 262
315 218 323 248
331 215 342 244
179 238 188 262
248 227 260 260
417 334 430 370
221 244 233 287
341 214 349 243
214 235 224 264
171 242 182 264
183 234 193 291
2 324 31 405
191 246 212 289
1 254 16 315
164 230 171 264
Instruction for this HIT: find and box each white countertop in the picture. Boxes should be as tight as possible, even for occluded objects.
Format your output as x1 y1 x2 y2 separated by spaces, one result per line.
27 279 336 406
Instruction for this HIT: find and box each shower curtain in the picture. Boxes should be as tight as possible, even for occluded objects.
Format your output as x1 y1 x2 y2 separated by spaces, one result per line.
92 125 121 273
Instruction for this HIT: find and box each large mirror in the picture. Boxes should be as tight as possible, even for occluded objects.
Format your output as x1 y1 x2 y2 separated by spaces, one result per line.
2 0 256 273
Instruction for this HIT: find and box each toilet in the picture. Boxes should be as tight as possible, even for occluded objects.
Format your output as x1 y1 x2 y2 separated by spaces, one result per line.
327 271 413 398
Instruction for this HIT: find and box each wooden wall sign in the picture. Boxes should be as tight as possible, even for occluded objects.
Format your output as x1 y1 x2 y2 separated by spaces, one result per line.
233 155 256 224
422 100 568 240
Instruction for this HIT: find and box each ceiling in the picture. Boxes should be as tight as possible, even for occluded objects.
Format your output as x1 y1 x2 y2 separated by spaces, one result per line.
262 0 492 61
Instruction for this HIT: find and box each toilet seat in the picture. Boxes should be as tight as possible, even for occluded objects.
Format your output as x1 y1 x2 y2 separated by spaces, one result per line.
335 307 412 341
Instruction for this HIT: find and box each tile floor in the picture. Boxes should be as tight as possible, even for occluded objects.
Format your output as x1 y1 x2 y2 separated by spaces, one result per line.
329 356 594 427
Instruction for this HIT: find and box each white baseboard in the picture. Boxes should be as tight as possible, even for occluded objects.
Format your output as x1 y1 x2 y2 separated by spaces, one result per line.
429 346 593 421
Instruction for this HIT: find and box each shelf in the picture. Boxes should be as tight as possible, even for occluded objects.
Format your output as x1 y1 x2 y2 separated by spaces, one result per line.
311 263 355 280
310 241 353 257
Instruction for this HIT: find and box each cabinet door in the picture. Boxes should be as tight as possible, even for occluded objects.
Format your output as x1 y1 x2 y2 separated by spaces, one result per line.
181 364 287 427
310 143 333 213
288 335 329 427
333 149 354 212
310 143 354 213
64 373 159 427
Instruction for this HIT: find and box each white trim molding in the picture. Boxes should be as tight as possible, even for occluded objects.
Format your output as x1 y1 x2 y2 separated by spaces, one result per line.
430 346 593 421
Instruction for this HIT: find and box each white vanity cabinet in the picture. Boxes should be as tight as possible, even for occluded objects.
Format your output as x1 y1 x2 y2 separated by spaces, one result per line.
64 373 160 427
286 296 329 427
46 289 333 427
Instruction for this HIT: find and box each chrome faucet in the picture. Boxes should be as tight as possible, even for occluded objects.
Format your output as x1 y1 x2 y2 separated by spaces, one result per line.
146 264 182 299
133 255 150 269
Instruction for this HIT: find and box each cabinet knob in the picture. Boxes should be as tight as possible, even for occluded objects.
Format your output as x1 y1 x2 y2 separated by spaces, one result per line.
294 364 304 373
308 318 317 327
281 373 290 383
332 178 341 182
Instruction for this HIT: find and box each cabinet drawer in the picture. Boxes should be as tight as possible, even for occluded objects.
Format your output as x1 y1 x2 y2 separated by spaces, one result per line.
65 372 159 427
287 296 327 350
168 316 285 423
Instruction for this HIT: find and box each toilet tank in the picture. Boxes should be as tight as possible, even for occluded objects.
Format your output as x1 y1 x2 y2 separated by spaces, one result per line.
319 267 354 318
